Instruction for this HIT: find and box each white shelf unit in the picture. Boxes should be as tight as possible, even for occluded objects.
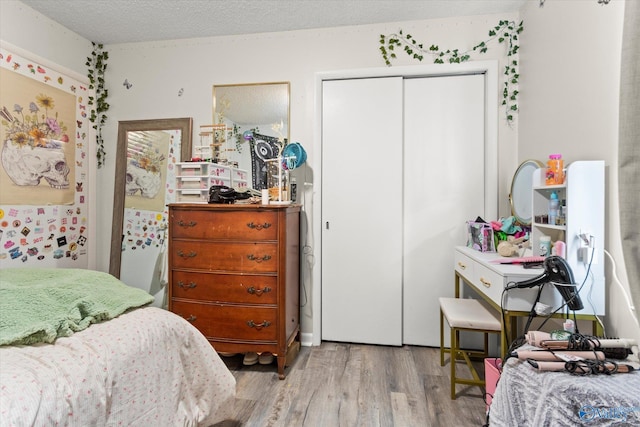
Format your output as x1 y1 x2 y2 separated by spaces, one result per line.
531 160 605 316
175 162 248 203
230 167 249 189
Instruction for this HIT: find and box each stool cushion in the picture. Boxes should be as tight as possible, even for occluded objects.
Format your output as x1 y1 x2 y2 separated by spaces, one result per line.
439 297 501 331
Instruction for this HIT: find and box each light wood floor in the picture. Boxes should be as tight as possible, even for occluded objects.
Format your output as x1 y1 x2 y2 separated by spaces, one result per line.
213 342 489 427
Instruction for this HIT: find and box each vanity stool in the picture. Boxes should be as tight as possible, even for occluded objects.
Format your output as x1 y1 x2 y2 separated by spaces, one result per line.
439 297 501 399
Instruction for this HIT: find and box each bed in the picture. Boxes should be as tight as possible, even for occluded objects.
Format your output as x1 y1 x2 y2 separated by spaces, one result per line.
0 268 236 427
489 344 640 426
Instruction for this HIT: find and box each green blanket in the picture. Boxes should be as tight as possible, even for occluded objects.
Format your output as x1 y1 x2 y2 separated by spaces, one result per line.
0 268 154 346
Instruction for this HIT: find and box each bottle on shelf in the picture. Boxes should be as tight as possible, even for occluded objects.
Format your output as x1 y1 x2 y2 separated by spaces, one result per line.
546 154 564 185
553 240 566 258
539 235 551 257
548 191 559 225
559 199 567 225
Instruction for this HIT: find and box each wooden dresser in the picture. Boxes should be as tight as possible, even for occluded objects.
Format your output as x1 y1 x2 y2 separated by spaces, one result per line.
168 203 300 379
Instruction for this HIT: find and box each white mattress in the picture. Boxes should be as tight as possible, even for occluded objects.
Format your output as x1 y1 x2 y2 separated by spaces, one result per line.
0 306 236 426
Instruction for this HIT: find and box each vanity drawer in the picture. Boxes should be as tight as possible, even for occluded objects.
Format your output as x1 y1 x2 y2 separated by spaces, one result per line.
171 271 277 304
171 301 277 342
454 250 475 282
170 210 278 240
473 262 504 307
170 241 278 272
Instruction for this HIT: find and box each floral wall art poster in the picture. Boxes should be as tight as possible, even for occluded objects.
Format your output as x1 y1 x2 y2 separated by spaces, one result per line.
0 67 75 205
0 47 90 267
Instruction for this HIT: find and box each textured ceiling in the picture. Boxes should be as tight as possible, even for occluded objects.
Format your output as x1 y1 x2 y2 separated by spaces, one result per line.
19 0 527 44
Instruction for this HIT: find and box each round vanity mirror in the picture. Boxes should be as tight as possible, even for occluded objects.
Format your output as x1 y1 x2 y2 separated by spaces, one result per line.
509 159 544 225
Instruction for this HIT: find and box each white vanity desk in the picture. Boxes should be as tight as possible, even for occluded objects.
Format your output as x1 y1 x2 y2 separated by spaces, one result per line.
454 246 603 358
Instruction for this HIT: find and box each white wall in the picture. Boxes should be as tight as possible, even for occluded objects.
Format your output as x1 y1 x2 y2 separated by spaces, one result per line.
0 1 90 73
519 0 639 344
3 0 637 345
88 12 520 342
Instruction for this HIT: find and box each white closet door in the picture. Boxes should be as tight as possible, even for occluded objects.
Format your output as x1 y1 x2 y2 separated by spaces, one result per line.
321 77 403 345
402 74 486 346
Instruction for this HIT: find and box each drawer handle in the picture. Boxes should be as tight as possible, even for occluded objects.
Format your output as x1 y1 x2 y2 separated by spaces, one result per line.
178 281 197 289
186 315 197 322
177 250 197 258
247 222 272 230
177 220 197 228
247 320 271 330
247 254 272 263
247 286 272 296
480 277 492 288
457 261 467 270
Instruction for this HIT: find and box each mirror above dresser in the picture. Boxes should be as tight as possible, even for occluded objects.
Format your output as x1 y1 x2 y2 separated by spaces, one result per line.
211 82 290 190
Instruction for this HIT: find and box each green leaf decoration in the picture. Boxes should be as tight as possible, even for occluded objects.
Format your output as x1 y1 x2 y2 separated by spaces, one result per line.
379 19 523 124
86 42 109 168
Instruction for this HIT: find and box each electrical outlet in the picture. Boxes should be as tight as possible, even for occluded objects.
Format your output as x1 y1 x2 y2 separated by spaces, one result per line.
578 247 588 263
578 247 596 264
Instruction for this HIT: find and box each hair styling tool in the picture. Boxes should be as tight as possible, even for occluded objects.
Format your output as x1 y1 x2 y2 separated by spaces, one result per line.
512 256 584 310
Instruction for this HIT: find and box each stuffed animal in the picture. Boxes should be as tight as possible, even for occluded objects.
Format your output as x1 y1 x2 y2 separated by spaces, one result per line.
498 236 529 257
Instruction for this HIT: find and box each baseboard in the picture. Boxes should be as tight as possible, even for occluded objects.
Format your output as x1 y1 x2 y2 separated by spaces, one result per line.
300 332 314 347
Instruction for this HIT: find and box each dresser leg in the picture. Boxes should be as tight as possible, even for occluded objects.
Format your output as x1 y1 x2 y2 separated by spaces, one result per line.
277 355 286 380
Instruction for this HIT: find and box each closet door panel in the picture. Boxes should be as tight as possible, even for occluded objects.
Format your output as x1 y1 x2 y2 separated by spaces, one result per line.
402 74 486 346
321 77 403 345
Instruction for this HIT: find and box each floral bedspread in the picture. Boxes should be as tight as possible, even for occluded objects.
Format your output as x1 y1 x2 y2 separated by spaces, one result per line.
0 307 236 426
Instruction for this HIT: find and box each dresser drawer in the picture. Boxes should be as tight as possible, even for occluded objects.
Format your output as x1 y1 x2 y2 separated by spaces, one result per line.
170 210 278 240
454 250 475 282
172 301 277 341
171 241 278 272
171 271 277 304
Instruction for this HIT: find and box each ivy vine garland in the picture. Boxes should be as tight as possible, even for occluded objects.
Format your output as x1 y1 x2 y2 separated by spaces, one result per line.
379 20 523 123
86 42 110 168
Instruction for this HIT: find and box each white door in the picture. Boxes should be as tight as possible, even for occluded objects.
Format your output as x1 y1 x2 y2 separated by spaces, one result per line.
321 77 404 345
402 74 486 346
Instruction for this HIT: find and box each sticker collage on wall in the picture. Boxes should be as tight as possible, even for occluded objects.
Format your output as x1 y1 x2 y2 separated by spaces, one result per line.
0 47 91 267
121 128 181 254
